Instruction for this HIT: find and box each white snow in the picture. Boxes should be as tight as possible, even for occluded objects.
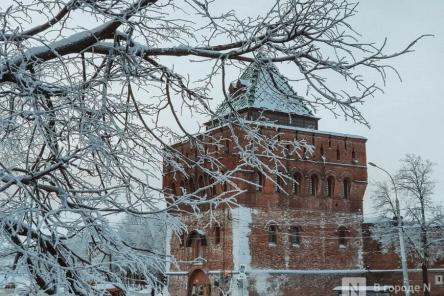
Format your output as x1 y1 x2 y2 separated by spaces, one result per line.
231 206 253 296
231 206 253 272
218 61 314 117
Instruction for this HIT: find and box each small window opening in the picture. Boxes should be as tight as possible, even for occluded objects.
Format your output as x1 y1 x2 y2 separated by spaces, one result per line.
309 175 319 196
338 226 348 248
268 224 278 245
292 173 302 195
286 144 291 157
188 178 195 193
224 139 230 155
180 181 186 194
343 178 351 199
275 174 283 193
255 172 263 192
170 182 176 197
198 176 205 196
289 226 301 246
325 176 334 197
214 226 221 244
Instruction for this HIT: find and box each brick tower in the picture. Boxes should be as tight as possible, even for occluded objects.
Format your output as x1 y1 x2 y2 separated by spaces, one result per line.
164 60 368 296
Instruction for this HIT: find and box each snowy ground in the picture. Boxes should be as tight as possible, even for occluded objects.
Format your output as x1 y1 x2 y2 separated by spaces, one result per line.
0 273 159 295
0 287 156 296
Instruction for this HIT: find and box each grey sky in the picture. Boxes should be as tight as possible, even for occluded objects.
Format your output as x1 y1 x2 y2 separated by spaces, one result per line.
316 0 444 213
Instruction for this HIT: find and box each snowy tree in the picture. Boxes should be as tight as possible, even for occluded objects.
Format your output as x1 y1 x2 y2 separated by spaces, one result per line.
0 0 423 294
371 154 443 296
116 214 167 290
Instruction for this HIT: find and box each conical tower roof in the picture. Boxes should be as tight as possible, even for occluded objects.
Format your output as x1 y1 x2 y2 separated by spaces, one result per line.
216 60 313 117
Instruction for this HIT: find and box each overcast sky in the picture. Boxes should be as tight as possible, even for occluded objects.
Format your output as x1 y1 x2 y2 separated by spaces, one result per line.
315 0 444 213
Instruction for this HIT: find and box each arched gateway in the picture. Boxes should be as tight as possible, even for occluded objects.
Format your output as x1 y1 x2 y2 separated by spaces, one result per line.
188 269 211 296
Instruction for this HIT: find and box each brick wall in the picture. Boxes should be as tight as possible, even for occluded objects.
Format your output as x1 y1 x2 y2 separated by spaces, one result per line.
165 121 371 296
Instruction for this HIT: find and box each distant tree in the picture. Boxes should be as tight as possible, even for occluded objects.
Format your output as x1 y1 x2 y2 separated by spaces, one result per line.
0 0 424 294
116 214 167 291
371 154 443 296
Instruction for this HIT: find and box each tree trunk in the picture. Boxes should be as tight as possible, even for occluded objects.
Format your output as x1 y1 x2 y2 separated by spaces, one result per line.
422 262 430 296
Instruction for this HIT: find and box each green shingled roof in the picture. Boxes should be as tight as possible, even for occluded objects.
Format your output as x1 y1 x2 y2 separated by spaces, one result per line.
216 60 313 117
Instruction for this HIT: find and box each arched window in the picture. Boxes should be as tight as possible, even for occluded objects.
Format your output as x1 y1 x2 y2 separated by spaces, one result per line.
343 178 351 199
285 144 291 157
255 172 263 192
198 175 205 196
302 146 307 159
352 149 356 160
292 173 302 195
275 174 283 193
180 181 186 194
213 225 221 244
170 182 176 196
320 145 325 157
309 174 319 196
188 178 195 193
188 269 211 296
338 226 348 248
186 230 207 258
289 226 301 246
267 223 278 245
180 232 186 247
336 147 341 160
224 139 230 155
325 176 335 197
208 177 216 197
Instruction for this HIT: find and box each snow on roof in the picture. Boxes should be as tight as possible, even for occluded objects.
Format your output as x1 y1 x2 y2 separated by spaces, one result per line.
363 216 391 224
242 120 367 140
216 60 313 117
191 229 205 236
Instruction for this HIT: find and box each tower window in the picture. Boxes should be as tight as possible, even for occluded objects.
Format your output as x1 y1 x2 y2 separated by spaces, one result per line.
343 178 351 199
180 232 186 247
325 176 335 197
267 224 278 245
255 172 263 192
170 182 176 196
223 182 228 192
186 231 207 258
309 175 319 196
275 174 283 193
180 181 186 194
214 226 221 244
338 226 348 248
292 173 302 195
198 175 205 196
286 144 291 157
289 226 301 246
209 177 217 197
188 178 195 193
224 139 230 155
